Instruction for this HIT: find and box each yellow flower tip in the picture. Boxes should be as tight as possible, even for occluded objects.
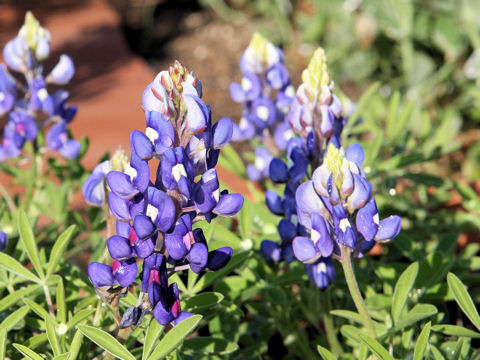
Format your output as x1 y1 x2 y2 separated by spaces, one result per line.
301 47 330 95
20 11 45 50
325 143 345 188
111 147 129 172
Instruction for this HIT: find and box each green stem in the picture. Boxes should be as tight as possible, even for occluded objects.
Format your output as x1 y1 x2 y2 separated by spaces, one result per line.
43 283 56 317
23 150 38 211
322 288 343 355
340 245 377 338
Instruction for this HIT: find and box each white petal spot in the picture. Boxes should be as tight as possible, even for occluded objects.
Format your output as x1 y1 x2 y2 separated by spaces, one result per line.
239 117 249 130
172 163 187 182
0 92 4 102
339 218 351 232
124 164 137 182
283 129 294 141
373 213 380 226
145 127 159 143
285 85 295 98
147 204 158 222
241 77 252 91
37 88 48 101
213 188 220 203
317 262 327 274
256 105 269 121
311 228 320 243
254 156 266 171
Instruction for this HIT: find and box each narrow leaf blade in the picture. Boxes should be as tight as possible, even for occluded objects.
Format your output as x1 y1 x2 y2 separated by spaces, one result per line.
148 315 202 360
77 324 136 360
47 225 76 278
392 262 419 325
413 321 431 360
358 333 395 360
447 272 480 331
0 253 40 283
142 318 164 360
18 209 45 279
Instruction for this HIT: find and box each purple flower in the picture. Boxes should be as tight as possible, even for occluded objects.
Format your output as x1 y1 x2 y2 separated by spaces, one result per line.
82 160 111 206
0 232 8 251
305 257 335 290
46 54 74 85
153 283 193 325
46 121 80 159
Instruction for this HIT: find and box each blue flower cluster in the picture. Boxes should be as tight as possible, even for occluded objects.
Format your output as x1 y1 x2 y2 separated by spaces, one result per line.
230 33 297 181
0 12 79 161
234 41 402 290
86 61 244 326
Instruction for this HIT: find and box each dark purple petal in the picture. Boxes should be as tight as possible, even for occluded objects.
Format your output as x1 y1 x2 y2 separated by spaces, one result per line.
0 232 8 251
117 221 131 238
133 237 155 259
260 240 282 263
292 236 319 263
109 192 131 221
305 257 335 290
288 147 308 183
88 262 114 288
206 247 232 270
375 216 401 241
130 152 150 193
147 187 176 232
213 193 244 217
282 244 294 264
153 301 174 325
187 242 208 273
148 282 162 307
107 235 134 260
107 171 139 200
278 219 297 243
269 158 289 183
114 258 138 287
133 215 156 240
130 130 154 160
265 190 283 215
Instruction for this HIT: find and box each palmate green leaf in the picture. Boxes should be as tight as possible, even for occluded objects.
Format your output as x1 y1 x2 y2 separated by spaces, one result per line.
183 336 239 355
18 209 45 279
0 284 41 311
413 321 431 360
358 333 395 360
142 318 164 360
317 345 337 360
77 324 136 360
0 329 6 359
47 225 76 278
447 272 480 331
0 305 30 332
432 324 480 338
67 330 84 360
147 315 202 360
13 343 44 360
45 316 61 357
395 304 437 330
392 262 419 325
0 253 41 283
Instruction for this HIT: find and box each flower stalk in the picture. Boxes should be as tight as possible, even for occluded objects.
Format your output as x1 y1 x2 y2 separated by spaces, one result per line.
340 244 376 338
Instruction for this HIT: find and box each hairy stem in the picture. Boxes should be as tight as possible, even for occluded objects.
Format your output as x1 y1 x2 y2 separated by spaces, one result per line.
43 283 56 317
340 245 376 338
